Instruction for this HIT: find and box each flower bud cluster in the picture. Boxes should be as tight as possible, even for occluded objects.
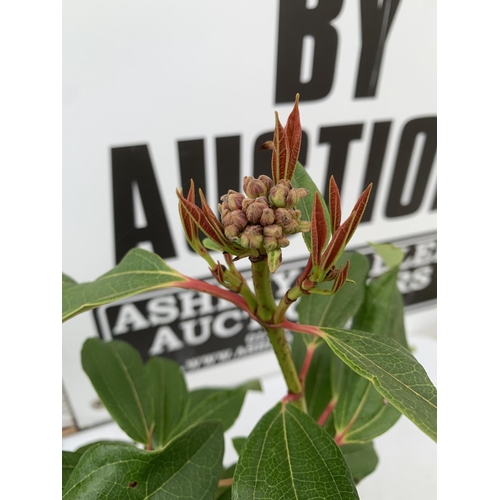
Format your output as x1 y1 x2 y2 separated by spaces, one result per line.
218 175 311 251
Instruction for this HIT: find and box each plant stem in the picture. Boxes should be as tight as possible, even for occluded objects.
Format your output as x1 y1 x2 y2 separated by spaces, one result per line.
317 397 336 427
299 342 317 388
251 258 306 412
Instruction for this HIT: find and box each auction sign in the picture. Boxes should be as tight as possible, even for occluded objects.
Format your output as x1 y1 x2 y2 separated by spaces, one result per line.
63 0 436 429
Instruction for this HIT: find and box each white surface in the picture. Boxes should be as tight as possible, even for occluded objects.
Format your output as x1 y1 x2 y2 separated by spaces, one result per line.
63 316 436 500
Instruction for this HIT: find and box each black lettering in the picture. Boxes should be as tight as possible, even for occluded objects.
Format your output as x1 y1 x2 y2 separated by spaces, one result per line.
361 121 392 222
319 124 363 196
275 0 343 103
216 136 240 199
112 145 175 263
177 139 207 195
253 130 308 178
177 139 207 253
386 117 437 218
431 188 437 210
355 0 401 98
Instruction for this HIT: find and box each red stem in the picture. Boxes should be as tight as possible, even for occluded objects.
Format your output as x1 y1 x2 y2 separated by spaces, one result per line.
218 478 233 488
317 398 336 427
299 343 316 387
175 276 258 320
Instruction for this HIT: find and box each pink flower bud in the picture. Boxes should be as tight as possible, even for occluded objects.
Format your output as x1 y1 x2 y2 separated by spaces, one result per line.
240 225 263 249
227 190 245 211
224 224 240 241
244 197 269 224
269 183 289 208
263 224 283 252
243 176 267 199
260 207 275 226
222 209 247 231
258 175 274 194
275 208 299 234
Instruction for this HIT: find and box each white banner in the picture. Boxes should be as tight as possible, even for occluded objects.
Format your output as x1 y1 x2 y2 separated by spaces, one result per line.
63 0 436 428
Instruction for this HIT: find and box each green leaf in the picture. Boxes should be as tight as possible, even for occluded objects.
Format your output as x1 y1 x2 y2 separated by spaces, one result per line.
62 422 224 500
172 381 260 438
62 273 77 286
340 442 378 484
76 440 134 454
146 357 189 448
81 338 154 445
291 331 309 374
304 342 335 420
203 237 224 252
62 248 188 322
292 162 331 250
326 243 408 443
297 252 370 344
62 451 82 490
232 437 247 456
332 368 401 443
368 242 404 269
352 266 409 349
319 327 437 441
233 403 359 499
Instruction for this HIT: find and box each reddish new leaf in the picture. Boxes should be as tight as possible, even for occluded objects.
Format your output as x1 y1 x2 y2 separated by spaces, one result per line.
320 184 372 275
311 192 329 267
284 94 302 181
272 112 288 183
328 175 341 234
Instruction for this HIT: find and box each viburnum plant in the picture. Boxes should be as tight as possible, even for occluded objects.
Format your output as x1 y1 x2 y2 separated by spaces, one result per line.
62 97 437 499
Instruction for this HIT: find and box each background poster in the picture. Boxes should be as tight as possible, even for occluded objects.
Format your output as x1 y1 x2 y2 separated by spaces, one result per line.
63 0 436 429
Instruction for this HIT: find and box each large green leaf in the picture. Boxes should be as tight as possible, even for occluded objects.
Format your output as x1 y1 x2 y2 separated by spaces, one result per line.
304 342 335 420
233 403 359 499
62 451 82 490
352 244 408 349
332 367 401 443
146 357 189 449
319 327 437 441
62 422 224 500
232 437 247 456
81 338 154 445
292 162 331 250
173 383 258 436
326 243 407 443
340 442 378 485
62 248 188 321
297 252 370 344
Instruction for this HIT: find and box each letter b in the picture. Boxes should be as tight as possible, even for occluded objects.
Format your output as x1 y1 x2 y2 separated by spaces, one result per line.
275 0 343 103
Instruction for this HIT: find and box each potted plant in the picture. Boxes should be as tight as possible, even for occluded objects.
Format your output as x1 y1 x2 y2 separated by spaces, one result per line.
62 97 437 499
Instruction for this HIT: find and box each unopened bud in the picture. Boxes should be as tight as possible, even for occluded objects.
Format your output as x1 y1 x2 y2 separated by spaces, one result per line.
285 188 307 208
244 197 269 224
222 209 247 231
260 207 275 226
218 194 230 214
258 175 274 193
227 190 245 211
275 208 299 234
240 225 263 249
210 263 226 285
263 224 283 252
269 183 289 208
324 267 339 282
224 224 240 241
298 221 311 233
278 235 290 248
243 176 267 199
